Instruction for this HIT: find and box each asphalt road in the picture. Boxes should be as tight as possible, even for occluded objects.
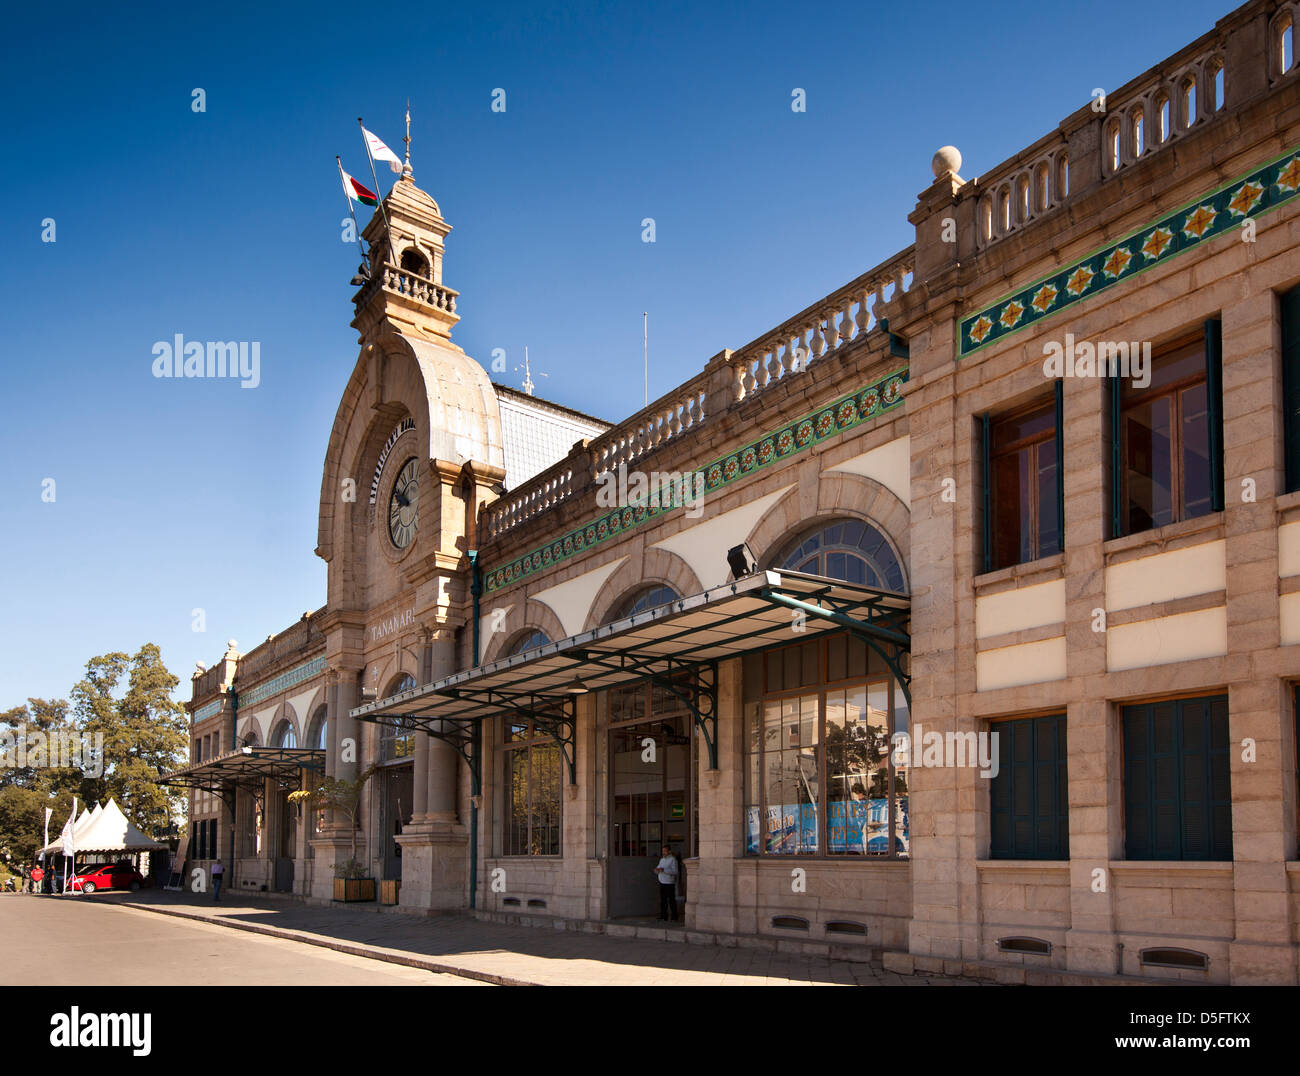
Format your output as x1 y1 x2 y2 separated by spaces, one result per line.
0 894 486 986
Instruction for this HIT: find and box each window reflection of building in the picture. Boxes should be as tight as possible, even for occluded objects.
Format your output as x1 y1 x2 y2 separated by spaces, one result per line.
500 716 561 856
380 674 417 762
744 636 908 858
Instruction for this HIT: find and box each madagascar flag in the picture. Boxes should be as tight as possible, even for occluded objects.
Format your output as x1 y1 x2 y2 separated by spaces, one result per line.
340 167 377 207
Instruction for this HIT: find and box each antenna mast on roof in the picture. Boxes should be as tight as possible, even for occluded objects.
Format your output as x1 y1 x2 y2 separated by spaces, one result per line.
516 347 547 396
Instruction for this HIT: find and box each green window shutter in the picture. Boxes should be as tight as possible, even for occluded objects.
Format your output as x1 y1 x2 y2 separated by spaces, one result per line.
981 412 993 574
989 715 1068 859
1282 286 1300 493
1054 380 1065 553
1124 696 1231 861
1204 319 1224 512
1109 374 1123 539
1123 704 1153 858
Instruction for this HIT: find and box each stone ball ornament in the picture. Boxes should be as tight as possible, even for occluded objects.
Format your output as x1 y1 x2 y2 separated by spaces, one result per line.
932 145 962 178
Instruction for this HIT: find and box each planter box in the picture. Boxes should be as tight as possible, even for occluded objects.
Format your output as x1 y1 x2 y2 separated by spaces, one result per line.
380 879 401 905
333 877 376 902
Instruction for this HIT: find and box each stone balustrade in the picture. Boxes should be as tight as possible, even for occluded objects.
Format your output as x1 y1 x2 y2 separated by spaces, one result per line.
731 249 913 403
479 246 914 543
358 261 458 314
973 5 1298 247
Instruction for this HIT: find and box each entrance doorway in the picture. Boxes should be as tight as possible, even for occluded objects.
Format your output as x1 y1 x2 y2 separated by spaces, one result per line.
381 765 414 881
273 787 295 892
607 696 696 919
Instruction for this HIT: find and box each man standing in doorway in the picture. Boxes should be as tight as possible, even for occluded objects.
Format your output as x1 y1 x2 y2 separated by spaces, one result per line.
654 845 678 922
211 859 224 902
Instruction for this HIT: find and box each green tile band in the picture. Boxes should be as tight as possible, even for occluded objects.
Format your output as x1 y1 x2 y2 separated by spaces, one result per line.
484 366 909 595
960 145 1300 357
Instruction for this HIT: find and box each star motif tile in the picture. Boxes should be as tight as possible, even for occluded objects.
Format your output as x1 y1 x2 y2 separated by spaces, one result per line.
1141 227 1173 260
1227 180 1264 216
969 315 994 344
1182 204 1217 239
1101 246 1133 279
1030 284 1058 313
1065 265 1095 296
999 300 1025 329
1276 156 1300 193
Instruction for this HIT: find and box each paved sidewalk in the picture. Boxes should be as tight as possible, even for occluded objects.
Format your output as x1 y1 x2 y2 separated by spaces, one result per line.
102 890 984 986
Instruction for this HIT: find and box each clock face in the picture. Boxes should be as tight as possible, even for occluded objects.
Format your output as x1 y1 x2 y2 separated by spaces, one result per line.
388 457 419 549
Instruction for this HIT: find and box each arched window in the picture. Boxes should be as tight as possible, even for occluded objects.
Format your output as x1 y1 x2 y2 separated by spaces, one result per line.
380 674 417 762
1209 60 1224 110
241 727 259 748
1130 107 1145 158
1016 175 1030 221
1155 94 1171 143
274 721 297 749
980 196 993 241
1281 14 1294 76
400 248 428 276
612 584 680 621
778 519 906 593
998 188 1011 232
308 705 328 751
1106 118 1122 172
1181 77 1197 129
1036 162 1051 211
506 630 551 656
1058 153 1070 198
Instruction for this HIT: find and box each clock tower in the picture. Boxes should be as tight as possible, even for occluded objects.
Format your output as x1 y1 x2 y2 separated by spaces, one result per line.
313 125 507 910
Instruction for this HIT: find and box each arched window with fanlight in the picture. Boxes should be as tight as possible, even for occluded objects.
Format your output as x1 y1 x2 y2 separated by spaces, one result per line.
778 518 906 593
274 720 297 749
380 674 417 762
746 516 911 862
610 584 680 622
505 629 551 657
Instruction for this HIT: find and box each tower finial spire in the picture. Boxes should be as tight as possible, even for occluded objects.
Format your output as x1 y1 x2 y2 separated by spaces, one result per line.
402 100 413 181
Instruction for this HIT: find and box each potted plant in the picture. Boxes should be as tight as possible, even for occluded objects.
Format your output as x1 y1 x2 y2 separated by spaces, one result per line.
289 765 377 902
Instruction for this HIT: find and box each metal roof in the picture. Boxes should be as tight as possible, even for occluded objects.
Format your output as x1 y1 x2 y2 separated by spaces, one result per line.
352 569 909 723
160 746 325 793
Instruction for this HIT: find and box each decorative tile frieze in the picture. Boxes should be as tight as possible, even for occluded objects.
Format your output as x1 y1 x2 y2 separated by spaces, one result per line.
193 700 222 723
960 145 1300 357
237 655 326 708
483 366 909 595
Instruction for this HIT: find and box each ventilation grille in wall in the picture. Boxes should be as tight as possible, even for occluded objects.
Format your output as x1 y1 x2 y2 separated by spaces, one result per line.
527 898 547 909
826 921 868 937
771 915 810 931
502 897 521 907
998 936 1052 955
1139 947 1209 970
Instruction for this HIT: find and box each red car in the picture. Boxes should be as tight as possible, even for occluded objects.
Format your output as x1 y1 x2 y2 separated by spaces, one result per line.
69 863 144 894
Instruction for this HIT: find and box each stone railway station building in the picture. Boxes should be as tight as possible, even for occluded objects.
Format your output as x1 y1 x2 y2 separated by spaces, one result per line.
166 0 1300 984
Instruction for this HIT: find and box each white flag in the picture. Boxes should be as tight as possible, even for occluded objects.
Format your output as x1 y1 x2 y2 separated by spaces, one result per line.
362 126 403 174
61 798 78 857
41 806 52 861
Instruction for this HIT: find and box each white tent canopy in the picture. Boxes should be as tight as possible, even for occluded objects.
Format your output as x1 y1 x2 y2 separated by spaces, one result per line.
39 799 165 855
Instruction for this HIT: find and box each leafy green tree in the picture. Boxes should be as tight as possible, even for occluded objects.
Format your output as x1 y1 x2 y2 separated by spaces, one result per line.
1 699 81 794
73 644 189 835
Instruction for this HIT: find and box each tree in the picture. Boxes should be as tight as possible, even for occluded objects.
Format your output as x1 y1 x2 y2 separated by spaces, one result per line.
72 645 189 835
289 764 377 877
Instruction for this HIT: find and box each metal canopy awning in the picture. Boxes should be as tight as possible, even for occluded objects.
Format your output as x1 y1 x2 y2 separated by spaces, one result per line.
160 747 325 809
352 569 910 787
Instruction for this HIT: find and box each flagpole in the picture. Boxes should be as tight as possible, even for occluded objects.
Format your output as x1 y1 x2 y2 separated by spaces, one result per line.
357 117 398 266
336 156 369 273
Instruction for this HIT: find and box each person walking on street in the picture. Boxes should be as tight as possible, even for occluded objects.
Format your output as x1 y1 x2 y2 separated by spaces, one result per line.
654 845 679 922
211 859 224 902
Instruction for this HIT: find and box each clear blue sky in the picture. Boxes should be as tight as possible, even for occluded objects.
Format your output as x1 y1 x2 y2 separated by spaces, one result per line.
0 0 1231 705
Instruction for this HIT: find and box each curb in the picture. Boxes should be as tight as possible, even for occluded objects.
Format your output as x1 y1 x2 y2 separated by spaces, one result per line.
116 901 537 986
